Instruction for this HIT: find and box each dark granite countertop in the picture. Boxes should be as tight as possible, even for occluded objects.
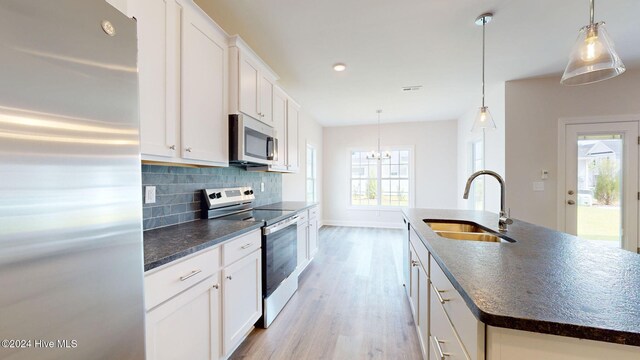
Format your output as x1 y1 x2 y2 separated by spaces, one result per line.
402 208 640 346
143 219 263 272
255 201 318 212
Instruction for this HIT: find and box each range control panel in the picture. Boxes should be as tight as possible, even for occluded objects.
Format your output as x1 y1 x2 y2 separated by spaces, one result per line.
202 187 255 210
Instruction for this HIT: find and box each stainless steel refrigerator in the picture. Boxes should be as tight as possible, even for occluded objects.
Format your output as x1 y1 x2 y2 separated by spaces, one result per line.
0 1 145 359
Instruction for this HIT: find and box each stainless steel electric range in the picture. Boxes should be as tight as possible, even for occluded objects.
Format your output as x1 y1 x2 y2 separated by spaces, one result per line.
201 187 299 328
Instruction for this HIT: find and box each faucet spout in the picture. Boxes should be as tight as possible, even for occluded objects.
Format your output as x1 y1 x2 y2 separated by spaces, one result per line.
463 170 512 231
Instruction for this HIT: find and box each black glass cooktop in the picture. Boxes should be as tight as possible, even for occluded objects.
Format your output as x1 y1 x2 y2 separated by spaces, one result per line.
221 209 295 225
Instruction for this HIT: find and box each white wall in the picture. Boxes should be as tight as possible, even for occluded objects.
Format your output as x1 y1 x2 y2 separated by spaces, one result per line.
504 69 640 228
323 120 458 228
282 109 324 221
457 84 506 214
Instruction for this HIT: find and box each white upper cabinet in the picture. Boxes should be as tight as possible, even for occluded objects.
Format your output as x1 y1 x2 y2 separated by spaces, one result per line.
238 54 260 120
179 0 228 163
286 99 300 172
272 86 288 170
260 74 274 125
133 0 175 158
132 0 228 166
229 36 278 127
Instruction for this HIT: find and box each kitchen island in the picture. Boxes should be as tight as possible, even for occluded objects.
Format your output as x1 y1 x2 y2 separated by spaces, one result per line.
402 208 640 359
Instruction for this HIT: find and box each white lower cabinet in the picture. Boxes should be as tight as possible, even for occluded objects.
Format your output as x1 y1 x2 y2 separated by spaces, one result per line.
145 229 262 360
408 241 429 358
222 249 262 355
146 273 221 360
296 206 320 276
408 243 419 319
296 211 309 275
308 208 319 259
407 225 481 360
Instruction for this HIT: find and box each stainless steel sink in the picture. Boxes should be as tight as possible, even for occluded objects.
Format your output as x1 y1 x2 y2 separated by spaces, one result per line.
424 220 515 243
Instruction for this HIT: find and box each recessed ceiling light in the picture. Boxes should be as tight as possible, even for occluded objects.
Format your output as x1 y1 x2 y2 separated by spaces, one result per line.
333 63 346 72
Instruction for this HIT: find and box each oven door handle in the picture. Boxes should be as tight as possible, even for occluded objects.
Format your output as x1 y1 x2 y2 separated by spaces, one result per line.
263 215 299 235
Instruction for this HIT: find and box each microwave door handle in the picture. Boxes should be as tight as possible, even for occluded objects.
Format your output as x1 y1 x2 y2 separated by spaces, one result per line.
266 136 276 161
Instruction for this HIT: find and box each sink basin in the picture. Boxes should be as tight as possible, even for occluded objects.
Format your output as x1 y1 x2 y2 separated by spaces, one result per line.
424 220 515 243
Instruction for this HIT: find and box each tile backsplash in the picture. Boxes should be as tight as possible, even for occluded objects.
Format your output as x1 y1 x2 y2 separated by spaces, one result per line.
142 164 282 230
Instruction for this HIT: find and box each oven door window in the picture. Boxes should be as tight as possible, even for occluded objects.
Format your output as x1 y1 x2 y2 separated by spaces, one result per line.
264 222 297 297
245 127 269 160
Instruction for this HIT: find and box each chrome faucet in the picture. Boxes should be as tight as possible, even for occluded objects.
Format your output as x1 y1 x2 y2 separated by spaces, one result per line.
463 170 513 232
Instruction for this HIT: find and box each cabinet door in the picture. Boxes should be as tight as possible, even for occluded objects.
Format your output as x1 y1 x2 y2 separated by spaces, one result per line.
409 245 420 320
239 54 261 120
222 250 262 356
259 74 274 126
132 0 176 158
146 274 221 360
179 2 228 165
308 218 318 259
418 264 429 356
272 86 288 168
297 219 309 274
286 101 300 171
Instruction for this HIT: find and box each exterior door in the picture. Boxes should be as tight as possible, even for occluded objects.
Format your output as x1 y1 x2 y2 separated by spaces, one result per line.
564 121 638 251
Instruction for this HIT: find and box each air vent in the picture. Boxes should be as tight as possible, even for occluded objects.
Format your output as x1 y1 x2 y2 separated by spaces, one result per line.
402 85 423 92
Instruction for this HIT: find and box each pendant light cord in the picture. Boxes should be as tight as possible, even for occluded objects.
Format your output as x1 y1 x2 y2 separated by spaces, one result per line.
481 16 486 108
590 0 595 25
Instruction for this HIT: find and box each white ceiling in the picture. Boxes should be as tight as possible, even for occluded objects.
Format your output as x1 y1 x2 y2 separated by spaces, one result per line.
195 0 640 127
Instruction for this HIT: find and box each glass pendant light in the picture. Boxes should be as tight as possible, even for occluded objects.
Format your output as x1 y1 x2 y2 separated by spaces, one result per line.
561 0 625 86
471 13 497 132
366 110 391 160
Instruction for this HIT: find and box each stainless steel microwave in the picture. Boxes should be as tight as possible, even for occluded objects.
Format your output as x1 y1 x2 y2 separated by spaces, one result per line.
229 114 277 166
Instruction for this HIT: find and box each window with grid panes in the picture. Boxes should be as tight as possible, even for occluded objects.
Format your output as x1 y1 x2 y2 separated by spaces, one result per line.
470 140 485 210
306 145 317 202
350 149 411 207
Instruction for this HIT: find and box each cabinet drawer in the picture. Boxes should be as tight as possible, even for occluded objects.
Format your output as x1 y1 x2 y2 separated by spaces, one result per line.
410 227 429 275
145 247 220 310
430 284 469 360
430 255 484 360
223 230 261 266
309 206 319 219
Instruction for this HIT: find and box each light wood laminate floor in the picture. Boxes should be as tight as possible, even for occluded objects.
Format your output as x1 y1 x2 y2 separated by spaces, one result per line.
230 226 423 360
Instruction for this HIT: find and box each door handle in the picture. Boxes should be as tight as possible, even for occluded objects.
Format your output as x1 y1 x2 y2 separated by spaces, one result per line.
567 200 576 205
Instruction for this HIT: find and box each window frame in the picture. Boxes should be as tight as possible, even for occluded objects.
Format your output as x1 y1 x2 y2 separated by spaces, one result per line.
469 139 485 211
306 143 317 203
347 146 415 211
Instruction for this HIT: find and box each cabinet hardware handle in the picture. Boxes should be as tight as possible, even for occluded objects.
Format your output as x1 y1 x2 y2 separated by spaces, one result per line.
241 243 254 249
185 147 192 152
212 284 219 289
226 275 232 280
169 145 176 150
567 200 576 205
432 336 450 360
433 284 450 304
179 269 202 281
411 260 419 267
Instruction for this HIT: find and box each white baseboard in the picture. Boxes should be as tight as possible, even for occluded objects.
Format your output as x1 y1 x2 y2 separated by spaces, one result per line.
322 219 404 229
